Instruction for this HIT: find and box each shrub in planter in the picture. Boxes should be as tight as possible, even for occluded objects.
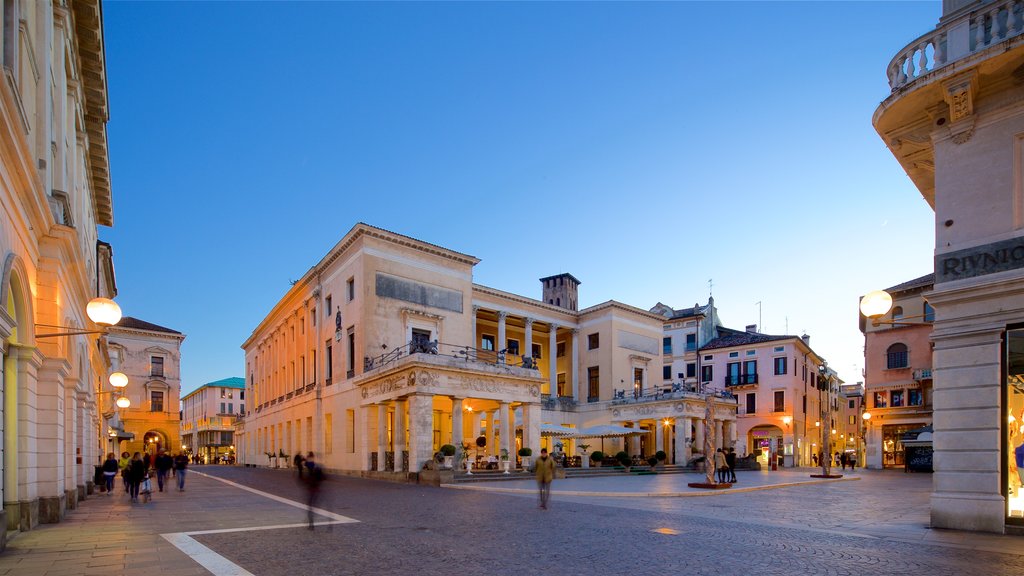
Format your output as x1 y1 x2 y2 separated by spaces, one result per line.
476 436 487 448
647 456 658 467
655 450 667 462
589 451 604 462
518 447 532 457
440 444 457 456
615 451 631 467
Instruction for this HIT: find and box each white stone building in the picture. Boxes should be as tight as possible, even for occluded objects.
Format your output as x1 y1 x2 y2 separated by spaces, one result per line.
237 224 736 477
181 377 245 464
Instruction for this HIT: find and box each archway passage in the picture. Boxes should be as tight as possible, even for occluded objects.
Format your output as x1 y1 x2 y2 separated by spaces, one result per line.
748 425 784 467
143 431 166 459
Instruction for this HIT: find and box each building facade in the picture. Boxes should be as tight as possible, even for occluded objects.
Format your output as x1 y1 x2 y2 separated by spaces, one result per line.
237 224 736 476
873 0 1024 531
701 329 837 468
0 0 118 545
860 275 934 470
106 318 185 459
181 377 245 463
839 382 866 466
650 298 722 393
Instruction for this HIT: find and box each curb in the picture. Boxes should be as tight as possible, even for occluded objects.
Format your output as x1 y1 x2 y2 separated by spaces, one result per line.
440 476 860 497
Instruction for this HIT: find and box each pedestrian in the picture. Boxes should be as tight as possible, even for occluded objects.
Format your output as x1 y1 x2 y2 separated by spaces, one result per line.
155 450 174 492
174 452 189 491
849 454 857 471
118 451 131 493
535 447 556 509
294 452 305 480
812 453 818 466
303 452 325 529
714 448 728 484
726 447 738 483
840 452 849 470
101 453 119 495
127 452 146 503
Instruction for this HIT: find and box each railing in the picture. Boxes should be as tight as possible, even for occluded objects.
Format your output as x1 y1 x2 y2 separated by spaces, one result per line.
913 368 932 380
888 0 1024 90
611 382 703 405
541 395 578 410
724 373 758 386
362 340 543 374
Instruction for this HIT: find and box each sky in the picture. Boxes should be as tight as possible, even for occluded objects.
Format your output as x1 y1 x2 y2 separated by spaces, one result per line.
101 1 939 395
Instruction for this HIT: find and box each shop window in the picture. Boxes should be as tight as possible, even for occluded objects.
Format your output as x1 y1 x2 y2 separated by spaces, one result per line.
891 390 904 407
908 389 922 406
874 391 888 408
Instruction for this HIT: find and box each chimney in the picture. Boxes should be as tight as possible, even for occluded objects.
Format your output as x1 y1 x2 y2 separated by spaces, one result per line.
745 324 757 333
801 333 810 346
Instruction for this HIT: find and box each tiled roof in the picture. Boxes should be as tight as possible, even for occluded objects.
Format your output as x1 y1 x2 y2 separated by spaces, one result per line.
701 330 794 351
885 273 934 294
116 316 182 335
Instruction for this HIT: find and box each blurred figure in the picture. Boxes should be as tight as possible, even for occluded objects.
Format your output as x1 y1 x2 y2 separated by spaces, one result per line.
294 452 305 480
101 453 119 495
155 450 174 492
174 452 189 491
535 448 555 509
303 452 325 529
127 452 146 503
118 451 131 493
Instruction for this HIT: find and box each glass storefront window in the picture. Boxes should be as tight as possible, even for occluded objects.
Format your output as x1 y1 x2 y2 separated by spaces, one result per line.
908 389 922 406
881 424 924 467
891 391 904 407
1005 328 1024 520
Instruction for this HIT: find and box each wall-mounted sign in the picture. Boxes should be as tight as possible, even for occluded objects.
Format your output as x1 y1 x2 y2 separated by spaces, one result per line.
937 237 1024 283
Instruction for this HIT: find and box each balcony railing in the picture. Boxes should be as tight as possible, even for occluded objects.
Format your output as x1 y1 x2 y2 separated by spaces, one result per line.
888 0 1024 90
724 373 758 386
362 340 542 374
913 368 933 381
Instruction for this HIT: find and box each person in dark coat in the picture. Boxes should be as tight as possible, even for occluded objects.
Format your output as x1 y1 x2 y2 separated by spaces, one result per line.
304 452 325 529
155 450 174 492
173 452 189 491
127 452 146 503
101 453 119 495
726 447 738 483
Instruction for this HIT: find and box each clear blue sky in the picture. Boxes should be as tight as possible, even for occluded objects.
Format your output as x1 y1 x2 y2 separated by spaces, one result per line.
102 1 939 395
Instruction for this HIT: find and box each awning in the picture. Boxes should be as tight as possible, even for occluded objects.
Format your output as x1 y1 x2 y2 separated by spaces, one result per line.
573 425 646 439
541 423 577 437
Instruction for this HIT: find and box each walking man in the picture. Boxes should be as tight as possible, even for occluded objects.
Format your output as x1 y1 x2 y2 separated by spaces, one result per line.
304 452 325 529
535 448 556 509
173 452 189 491
726 447 737 483
155 450 174 492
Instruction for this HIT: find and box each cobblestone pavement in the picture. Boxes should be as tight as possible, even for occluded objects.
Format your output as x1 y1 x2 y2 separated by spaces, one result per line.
2 466 1024 575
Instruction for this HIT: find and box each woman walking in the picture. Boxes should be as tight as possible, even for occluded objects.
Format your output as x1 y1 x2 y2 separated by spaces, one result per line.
101 453 119 495
127 452 146 503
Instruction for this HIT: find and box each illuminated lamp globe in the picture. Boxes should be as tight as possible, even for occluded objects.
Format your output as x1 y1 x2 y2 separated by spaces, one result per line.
862 412 872 421
86 298 122 327
860 290 893 319
115 396 131 409
109 372 128 389
782 416 792 426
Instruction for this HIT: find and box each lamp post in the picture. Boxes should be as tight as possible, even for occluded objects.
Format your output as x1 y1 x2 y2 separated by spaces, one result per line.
861 411 872 468
782 415 793 467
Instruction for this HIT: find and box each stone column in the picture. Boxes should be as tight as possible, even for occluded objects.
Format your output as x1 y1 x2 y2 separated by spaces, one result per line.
694 418 705 456
497 312 507 363
486 410 496 457
405 395 433 473
548 325 559 396
394 399 406 471
630 431 641 455
471 306 479 348
521 403 541 456
524 318 534 363
499 402 511 462
358 405 371 470
37 358 69 523
655 422 664 456
678 419 691 463
451 397 464 448
377 404 388 471
571 329 580 401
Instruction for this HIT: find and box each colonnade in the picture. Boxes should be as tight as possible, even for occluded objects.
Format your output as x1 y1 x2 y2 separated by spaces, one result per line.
624 416 737 464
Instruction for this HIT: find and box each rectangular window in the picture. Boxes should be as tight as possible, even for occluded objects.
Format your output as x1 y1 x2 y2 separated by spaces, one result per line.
849 415 856 425
663 365 671 380
874 392 888 408
347 327 356 378
326 296 332 318
557 342 566 357
686 363 696 378
152 391 164 412
849 399 855 409
532 343 542 359
924 302 935 322
686 334 696 351
743 360 757 384
891 390 904 407
908 389 922 406
557 373 566 397
346 410 355 453
347 277 355 301
729 351 739 358
663 337 672 355
746 350 756 356
745 393 755 414
240 404 244 414
774 357 787 375
324 413 333 454
151 356 164 377
481 334 495 351
773 390 784 412
221 389 227 398
774 346 785 352
703 355 712 361
220 402 225 414
306 417 313 453
588 333 599 350
507 339 520 356
633 368 644 397
701 365 713 383
726 362 741 386
326 342 333 380
588 367 599 401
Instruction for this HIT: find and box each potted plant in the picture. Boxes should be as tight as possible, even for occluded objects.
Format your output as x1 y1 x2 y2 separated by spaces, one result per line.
440 444 456 469
579 443 591 468
655 450 667 470
615 451 631 471
265 451 275 468
500 448 510 474
589 450 604 468
518 447 533 470
459 442 474 474
277 449 288 469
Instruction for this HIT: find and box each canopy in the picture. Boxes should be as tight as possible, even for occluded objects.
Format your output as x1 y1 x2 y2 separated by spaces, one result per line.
573 424 645 439
540 423 577 437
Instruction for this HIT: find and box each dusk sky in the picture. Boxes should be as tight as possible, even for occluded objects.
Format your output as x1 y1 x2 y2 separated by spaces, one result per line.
102 1 939 395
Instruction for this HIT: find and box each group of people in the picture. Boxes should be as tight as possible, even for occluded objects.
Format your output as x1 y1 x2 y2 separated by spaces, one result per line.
812 451 857 470
714 447 738 484
101 450 190 503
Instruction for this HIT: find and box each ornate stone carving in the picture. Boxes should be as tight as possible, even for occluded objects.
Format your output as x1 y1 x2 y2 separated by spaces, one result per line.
942 72 977 145
450 375 516 395
951 128 974 145
528 385 540 397
612 409 621 418
361 372 410 399
673 402 685 413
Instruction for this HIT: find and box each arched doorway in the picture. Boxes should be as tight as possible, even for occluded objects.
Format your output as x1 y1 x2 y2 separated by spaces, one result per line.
748 425 784 467
143 430 167 459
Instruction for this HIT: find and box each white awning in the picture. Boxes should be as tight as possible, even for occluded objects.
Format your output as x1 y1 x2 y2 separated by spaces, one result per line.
573 425 646 439
541 423 577 437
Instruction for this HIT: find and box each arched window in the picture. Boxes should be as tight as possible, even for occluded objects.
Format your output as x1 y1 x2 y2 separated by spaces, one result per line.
886 343 909 369
891 306 904 321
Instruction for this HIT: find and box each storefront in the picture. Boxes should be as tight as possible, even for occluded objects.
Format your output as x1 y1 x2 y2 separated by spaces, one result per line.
881 423 927 468
749 425 783 467
1005 328 1024 522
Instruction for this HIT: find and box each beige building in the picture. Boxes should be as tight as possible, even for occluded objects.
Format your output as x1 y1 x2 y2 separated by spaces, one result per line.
0 0 119 546
237 224 736 476
106 318 185 459
181 377 244 464
859 275 934 470
874 0 1024 531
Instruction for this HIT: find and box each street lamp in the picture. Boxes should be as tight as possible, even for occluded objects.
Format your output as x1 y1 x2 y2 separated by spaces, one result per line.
861 411 872 467
860 289 931 327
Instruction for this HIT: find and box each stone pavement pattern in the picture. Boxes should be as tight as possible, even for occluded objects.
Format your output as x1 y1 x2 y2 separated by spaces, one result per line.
0 466 1023 575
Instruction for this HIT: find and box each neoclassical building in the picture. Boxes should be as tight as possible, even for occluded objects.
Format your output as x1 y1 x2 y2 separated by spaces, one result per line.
181 377 245 464
106 318 185 459
873 0 1024 532
0 0 118 546
237 224 736 476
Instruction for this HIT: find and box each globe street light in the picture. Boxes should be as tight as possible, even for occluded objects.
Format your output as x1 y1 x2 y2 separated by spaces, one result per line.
109 372 128 388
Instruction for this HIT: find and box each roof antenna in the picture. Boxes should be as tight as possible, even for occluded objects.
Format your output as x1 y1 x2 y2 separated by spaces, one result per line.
708 278 713 298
